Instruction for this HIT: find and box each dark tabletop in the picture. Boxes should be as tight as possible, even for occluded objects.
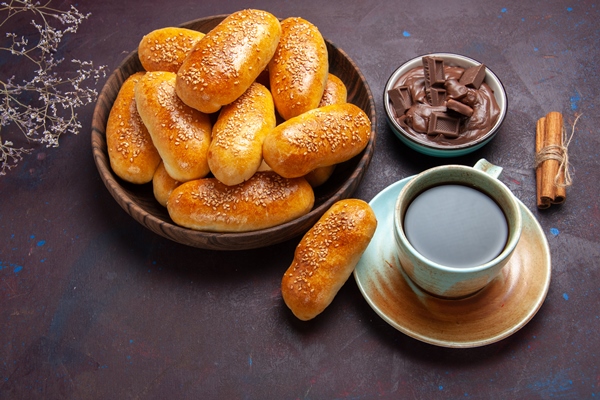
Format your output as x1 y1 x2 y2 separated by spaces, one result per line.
1 0 599 399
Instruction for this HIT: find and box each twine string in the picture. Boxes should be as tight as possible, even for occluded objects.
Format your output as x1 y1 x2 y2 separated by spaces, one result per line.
534 113 580 188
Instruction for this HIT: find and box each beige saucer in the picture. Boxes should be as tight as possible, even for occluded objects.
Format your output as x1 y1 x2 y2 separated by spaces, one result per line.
354 177 551 348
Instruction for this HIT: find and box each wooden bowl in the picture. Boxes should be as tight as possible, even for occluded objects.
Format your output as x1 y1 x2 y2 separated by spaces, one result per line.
91 15 376 251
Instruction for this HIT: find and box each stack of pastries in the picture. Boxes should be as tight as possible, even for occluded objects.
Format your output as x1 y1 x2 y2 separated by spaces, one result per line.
107 9 371 233
106 9 376 319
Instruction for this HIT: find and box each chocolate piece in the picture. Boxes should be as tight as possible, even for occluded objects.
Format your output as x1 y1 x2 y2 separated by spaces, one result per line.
461 88 478 107
444 78 468 100
427 112 460 138
427 87 446 106
388 88 406 116
397 86 412 106
404 106 427 133
391 60 501 146
459 64 486 89
422 56 445 89
405 104 447 133
447 98 474 117
388 86 412 116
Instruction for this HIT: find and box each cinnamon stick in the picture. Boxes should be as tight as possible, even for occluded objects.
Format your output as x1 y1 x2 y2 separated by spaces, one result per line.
536 111 565 209
535 117 550 209
545 112 565 204
552 118 567 203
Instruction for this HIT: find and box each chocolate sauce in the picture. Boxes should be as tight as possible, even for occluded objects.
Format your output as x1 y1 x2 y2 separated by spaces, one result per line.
390 64 501 147
403 184 508 268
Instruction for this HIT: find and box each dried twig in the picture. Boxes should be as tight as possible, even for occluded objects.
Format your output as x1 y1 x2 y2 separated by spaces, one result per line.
0 0 108 176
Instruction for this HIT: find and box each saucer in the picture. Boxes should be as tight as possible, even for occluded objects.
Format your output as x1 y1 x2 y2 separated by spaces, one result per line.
353 177 551 348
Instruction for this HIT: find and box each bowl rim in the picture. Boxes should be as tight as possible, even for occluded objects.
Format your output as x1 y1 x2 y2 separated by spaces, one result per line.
384 52 507 151
91 14 377 250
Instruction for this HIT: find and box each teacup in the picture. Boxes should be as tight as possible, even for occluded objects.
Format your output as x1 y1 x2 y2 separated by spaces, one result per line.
393 159 522 298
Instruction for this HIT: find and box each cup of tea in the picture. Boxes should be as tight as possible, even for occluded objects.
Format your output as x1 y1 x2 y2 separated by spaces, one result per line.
393 159 522 298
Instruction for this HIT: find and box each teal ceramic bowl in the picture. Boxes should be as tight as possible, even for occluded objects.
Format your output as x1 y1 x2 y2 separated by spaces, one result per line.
384 53 507 158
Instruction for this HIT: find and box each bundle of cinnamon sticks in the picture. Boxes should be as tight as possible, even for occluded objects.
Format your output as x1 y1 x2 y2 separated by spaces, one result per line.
535 111 567 209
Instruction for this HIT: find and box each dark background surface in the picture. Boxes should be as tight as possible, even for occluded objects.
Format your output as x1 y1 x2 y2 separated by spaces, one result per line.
1 0 598 398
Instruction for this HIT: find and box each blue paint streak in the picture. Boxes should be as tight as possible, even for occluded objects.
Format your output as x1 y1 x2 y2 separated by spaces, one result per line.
37 240 45 247
528 371 574 394
501 8 507 12
563 293 569 300
439 385 444 390
567 7 573 11
550 228 560 236
570 92 581 111
248 356 253 367
0 261 24 273
402 31 411 37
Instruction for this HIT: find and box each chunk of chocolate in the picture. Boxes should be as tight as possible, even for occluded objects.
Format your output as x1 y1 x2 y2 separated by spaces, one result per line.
405 104 447 133
444 78 468 100
427 112 460 138
459 64 486 89
422 56 446 89
388 86 413 117
447 99 474 117
427 87 446 106
390 58 501 146
397 86 412 105
461 88 478 107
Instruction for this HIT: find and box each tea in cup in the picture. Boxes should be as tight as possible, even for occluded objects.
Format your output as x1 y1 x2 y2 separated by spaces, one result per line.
393 159 522 298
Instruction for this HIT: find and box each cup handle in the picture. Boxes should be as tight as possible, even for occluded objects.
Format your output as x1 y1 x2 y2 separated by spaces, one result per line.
473 158 503 179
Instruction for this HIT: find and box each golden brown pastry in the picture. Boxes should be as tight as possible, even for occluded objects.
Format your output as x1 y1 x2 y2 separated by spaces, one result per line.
255 67 271 90
135 71 212 182
208 82 276 186
304 165 336 187
257 160 272 172
318 73 347 107
281 199 377 320
175 9 281 114
106 72 161 184
262 103 371 178
152 161 181 207
304 73 348 187
269 17 328 120
138 27 205 73
167 171 315 232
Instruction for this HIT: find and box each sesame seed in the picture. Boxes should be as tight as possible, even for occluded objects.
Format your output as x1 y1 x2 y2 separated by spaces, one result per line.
211 84 269 152
188 173 297 228
286 206 358 294
178 10 273 94
115 79 150 162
